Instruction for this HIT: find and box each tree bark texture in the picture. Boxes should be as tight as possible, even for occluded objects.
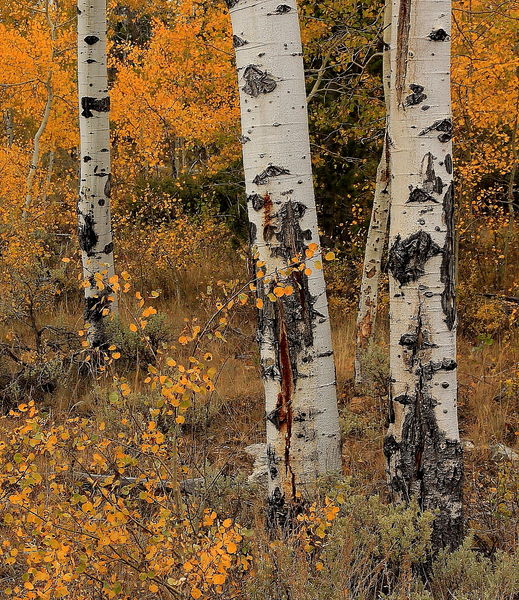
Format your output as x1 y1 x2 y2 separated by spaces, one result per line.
78 0 116 348
228 0 342 527
385 0 463 552
354 0 392 386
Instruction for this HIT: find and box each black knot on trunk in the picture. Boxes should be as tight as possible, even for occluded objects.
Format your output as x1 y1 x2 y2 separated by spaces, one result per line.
248 193 264 211
233 35 247 48
399 332 418 347
84 35 99 45
253 165 290 185
242 65 277 97
428 28 449 41
405 84 427 106
272 4 292 13
419 119 453 142
408 188 438 203
78 213 98 256
81 96 110 118
388 230 442 285
394 394 414 405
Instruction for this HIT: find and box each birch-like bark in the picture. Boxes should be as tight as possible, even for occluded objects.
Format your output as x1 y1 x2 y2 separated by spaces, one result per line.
354 2 391 386
78 0 116 348
228 0 341 526
385 0 463 551
24 0 56 217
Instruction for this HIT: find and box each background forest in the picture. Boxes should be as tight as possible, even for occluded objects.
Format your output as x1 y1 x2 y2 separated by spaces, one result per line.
0 0 517 598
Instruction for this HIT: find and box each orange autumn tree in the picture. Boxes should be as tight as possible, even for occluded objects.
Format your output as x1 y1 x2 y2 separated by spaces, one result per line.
453 0 518 220
110 6 239 178
452 0 519 322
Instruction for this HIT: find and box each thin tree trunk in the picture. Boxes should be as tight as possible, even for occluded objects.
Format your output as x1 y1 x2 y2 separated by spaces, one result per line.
24 0 55 217
5 109 14 147
354 1 391 386
228 0 341 527
78 0 117 348
384 0 463 552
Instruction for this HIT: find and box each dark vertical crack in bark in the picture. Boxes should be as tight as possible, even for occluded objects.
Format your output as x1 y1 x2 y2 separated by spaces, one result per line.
386 299 463 552
78 212 98 256
260 199 317 529
396 0 412 104
441 183 456 329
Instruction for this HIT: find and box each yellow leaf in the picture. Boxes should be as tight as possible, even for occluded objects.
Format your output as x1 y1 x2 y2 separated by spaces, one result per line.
324 251 336 261
62 257 70 263
129 323 138 332
256 298 264 309
273 286 284 297
191 588 202 599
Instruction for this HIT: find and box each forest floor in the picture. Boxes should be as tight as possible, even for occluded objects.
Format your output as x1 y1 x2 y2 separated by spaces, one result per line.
0 253 518 599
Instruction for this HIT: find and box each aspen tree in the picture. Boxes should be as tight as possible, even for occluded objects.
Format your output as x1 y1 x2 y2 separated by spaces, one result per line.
77 0 116 348
228 0 341 526
384 0 463 550
354 1 391 386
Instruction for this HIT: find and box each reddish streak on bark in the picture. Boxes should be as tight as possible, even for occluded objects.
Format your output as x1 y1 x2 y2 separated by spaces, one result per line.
396 0 411 104
263 193 273 226
276 301 296 499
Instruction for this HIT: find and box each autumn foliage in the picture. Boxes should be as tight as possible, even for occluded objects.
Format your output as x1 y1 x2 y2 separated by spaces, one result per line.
0 0 517 598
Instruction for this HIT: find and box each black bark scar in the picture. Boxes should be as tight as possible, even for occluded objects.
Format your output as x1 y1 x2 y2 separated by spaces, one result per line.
242 65 277 97
388 230 442 285
81 96 110 118
440 183 456 329
253 165 290 185
405 84 427 106
78 213 98 256
233 35 247 47
428 28 449 41
419 119 453 142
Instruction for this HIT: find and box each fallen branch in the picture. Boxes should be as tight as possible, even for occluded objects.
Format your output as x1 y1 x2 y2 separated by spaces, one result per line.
480 293 519 304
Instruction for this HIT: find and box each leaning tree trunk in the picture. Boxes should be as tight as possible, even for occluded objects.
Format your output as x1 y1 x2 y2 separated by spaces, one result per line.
78 0 116 348
354 1 392 386
228 0 341 527
384 0 463 552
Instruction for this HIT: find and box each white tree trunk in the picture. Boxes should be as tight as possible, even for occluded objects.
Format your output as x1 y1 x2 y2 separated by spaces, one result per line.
354 1 391 386
228 0 341 526
385 0 463 551
78 0 116 348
